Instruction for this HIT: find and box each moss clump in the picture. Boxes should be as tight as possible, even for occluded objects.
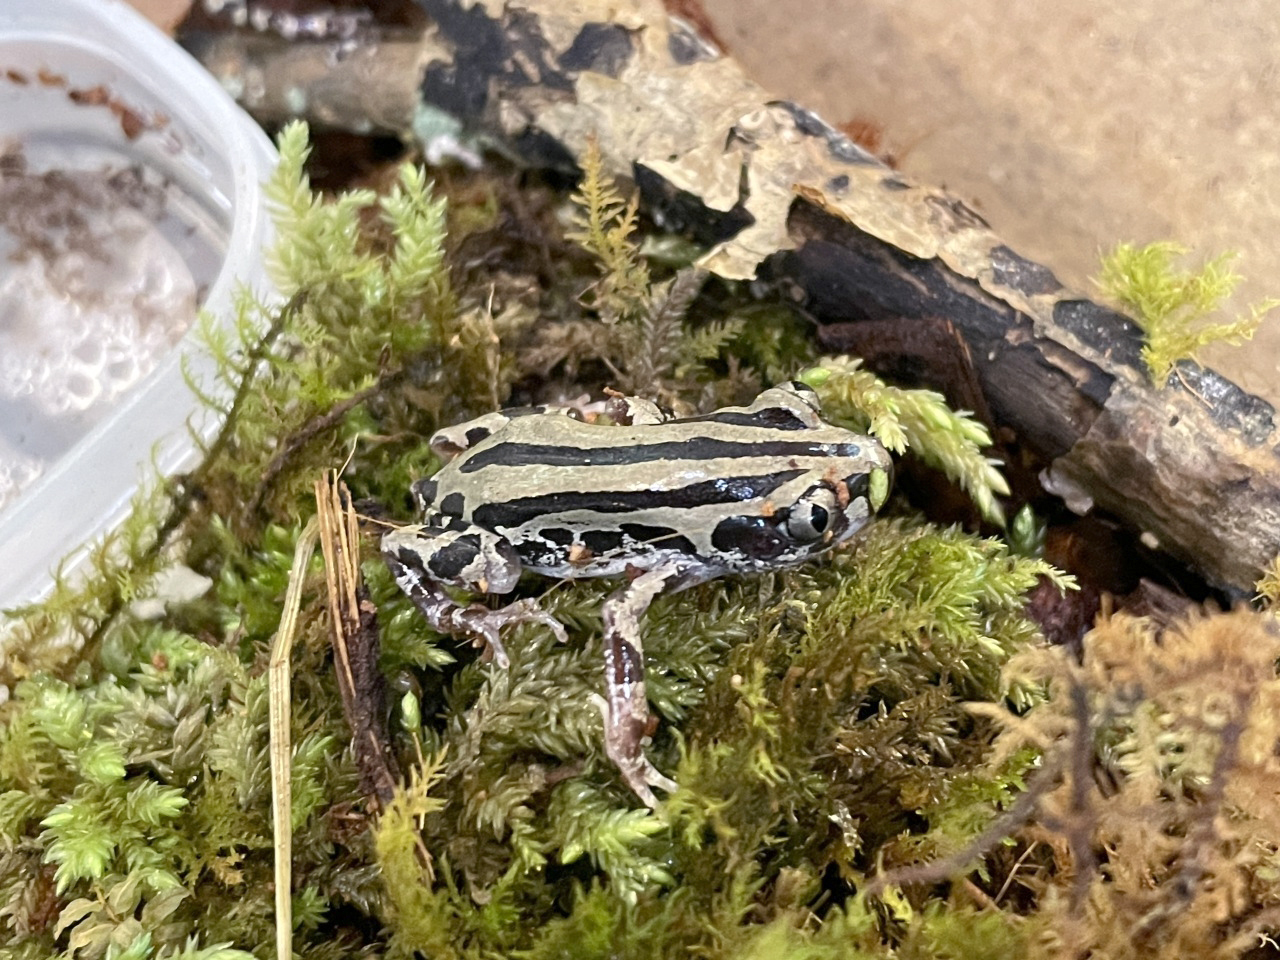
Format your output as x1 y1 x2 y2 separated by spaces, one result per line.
365 518 1058 958
978 609 1280 960
7 123 1274 960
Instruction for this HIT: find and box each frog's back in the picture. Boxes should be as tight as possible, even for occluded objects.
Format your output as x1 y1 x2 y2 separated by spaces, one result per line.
427 410 883 579
438 413 870 505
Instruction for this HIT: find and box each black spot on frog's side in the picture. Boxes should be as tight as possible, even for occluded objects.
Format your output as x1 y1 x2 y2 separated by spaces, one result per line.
581 530 625 555
424 535 483 581
465 426 493 447
424 534 522 584
710 515 788 560
439 492 466 517
514 540 567 569
411 478 437 510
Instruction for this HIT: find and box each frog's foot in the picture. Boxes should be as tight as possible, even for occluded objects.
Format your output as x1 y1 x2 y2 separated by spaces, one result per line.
384 530 565 668
453 600 567 669
590 693 678 808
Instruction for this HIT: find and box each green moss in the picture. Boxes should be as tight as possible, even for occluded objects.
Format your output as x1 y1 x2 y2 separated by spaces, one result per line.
8 123 1267 960
1096 240 1277 387
801 358 1009 526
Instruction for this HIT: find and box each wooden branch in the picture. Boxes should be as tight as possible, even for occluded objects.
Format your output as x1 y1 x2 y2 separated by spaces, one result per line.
777 202 1280 596
183 0 1280 595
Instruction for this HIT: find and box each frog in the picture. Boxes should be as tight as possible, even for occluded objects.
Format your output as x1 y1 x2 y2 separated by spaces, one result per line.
381 382 893 806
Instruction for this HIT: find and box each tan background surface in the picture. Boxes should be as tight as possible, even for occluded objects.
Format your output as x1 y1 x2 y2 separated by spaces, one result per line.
128 0 1280 403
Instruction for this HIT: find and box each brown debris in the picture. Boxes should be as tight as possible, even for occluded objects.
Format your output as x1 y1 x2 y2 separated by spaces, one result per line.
316 472 400 805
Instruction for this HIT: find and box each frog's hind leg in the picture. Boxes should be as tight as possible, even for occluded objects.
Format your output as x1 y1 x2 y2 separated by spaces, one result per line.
593 564 705 807
382 523 566 668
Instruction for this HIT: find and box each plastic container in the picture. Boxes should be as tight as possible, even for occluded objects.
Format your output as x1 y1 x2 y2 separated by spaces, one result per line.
0 0 278 609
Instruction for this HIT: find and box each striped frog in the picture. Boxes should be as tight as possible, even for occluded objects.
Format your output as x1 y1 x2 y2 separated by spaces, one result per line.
382 382 892 806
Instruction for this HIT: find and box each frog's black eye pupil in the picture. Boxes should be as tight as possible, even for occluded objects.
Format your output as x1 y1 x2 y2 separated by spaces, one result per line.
787 495 834 542
810 504 829 533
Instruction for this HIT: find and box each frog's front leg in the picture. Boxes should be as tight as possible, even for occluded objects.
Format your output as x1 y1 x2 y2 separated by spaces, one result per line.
593 564 709 807
382 522 567 668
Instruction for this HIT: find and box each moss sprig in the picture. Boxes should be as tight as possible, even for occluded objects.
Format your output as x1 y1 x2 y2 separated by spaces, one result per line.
1097 240 1277 387
195 123 461 529
1254 554 1280 607
566 137 651 329
566 138 747 402
801 356 1010 525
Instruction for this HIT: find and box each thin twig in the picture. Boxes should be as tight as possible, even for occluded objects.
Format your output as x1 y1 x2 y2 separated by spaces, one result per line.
993 840 1039 906
1066 675 1098 914
198 292 305 471
80 294 305 654
246 367 408 526
865 753 1064 896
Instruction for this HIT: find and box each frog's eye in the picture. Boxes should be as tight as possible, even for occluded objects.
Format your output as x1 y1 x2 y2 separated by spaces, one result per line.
786 487 838 542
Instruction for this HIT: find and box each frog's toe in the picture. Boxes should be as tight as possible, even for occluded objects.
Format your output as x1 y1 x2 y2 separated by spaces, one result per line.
591 693 677 808
618 757 677 809
474 623 512 669
536 612 569 644
497 599 568 644
456 600 566 667
645 766 679 796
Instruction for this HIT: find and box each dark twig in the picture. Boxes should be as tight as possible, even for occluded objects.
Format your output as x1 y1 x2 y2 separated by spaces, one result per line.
80 294 305 655
244 365 408 526
1066 675 1099 914
316 471 400 805
196 292 304 475
864 752 1064 896
1132 690 1252 942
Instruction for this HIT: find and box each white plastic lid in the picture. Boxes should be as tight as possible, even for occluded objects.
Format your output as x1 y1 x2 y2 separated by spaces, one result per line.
0 0 278 609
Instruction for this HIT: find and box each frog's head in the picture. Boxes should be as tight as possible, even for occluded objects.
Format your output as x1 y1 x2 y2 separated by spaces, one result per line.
709 436 893 571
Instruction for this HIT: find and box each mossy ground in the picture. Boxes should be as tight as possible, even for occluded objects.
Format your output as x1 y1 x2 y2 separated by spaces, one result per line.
1 127 1278 960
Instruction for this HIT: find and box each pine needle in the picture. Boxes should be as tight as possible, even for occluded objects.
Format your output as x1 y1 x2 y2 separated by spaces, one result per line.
268 516 319 960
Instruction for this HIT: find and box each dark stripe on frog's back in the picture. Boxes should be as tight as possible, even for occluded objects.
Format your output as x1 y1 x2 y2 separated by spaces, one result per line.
676 407 810 430
457 437 865 473
452 413 866 474
469 470 806 531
